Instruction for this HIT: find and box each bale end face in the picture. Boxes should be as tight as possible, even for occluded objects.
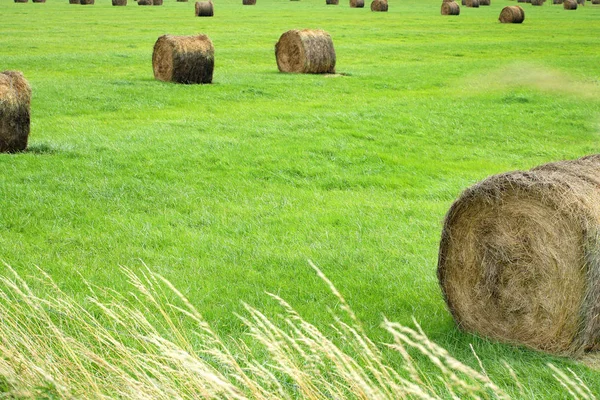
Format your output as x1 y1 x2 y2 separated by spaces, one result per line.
275 29 336 74
499 5 525 22
195 1 214 16
441 1 460 14
152 34 214 84
438 155 600 356
0 71 31 153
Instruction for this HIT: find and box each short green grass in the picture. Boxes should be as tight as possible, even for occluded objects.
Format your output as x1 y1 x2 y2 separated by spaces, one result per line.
1 0 599 396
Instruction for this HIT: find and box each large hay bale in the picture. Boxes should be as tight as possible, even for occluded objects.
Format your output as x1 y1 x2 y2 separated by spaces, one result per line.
195 1 213 16
564 0 577 8
349 0 364 7
275 30 335 74
438 155 600 356
370 0 387 10
152 34 214 84
499 5 524 22
441 1 460 14
0 71 31 153
243 0 256 4
112 0 127 5
326 0 339 4
80 0 94 4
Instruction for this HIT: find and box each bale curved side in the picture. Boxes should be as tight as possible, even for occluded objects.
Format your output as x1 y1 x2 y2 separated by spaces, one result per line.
465 0 479 7
275 30 336 74
438 155 600 356
441 2 460 14
350 0 365 7
195 1 214 16
499 6 524 22
152 34 214 84
563 0 577 8
370 0 388 10
0 71 31 153
531 0 543 5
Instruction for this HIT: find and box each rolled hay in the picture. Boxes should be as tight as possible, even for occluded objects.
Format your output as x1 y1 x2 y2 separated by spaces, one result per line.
138 0 152 4
499 5 524 22
441 2 460 14
350 0 364 7
531 0 543 5
32 0 46 3
69 0 79 3
593 0 600 4
14 0 28 3
275 30 336 74
326 0 339 4
153 0 163 4
370 0 388 11
479 0 490 4
195 1 213 16
438 155 600 356
112 0 127 5
576 0 585 4
80 0 94 4
553 0 563 4
152 34 214 84
564 0 577 8
0 71 31 153
465 0 479 7
243 0 256 4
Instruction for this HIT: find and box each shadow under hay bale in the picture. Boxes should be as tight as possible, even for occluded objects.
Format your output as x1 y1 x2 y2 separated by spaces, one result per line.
441 1 460 14
438 155 600 357
564 0 577 8
370 0 387 11
499 5 524 22
0 71 31 153
350 0 364 7
243 0 256 4
152 34 214 84
112 0 127 5
195 1 213 16
275 30 335 74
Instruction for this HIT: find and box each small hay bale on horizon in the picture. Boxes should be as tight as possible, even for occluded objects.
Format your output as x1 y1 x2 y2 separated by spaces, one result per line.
441 1 460 14
13 0 28 3
350 0 364 7
243 0 256 5
531 0 543 5
69 0 79 4
465 0 479 7
153 0 163 5
138 0 152 5
438 155 600 357
80 0 94 4
275 30 336 74
112 0 127 5
152 34 214 84
479 0 490 5
326 0 339 4
563 0 577 8
32 0 46 3
553 0 563 4
499 5 524 22
195 1 214 16
370 0 388 11
0 71 31 153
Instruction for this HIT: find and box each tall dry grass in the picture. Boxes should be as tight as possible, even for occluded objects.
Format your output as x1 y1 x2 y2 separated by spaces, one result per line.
0 261 594 399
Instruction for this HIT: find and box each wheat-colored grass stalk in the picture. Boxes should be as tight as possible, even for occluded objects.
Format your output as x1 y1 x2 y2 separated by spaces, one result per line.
0 261 594 399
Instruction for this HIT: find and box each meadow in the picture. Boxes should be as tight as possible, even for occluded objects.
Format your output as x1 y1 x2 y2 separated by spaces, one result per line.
1 0 600 396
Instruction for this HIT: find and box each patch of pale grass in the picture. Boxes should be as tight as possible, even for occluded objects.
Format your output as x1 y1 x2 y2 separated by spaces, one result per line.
0 261 593 399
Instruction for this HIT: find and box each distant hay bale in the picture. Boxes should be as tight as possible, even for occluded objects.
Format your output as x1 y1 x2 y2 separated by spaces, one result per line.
195 1 214 16
576 0 585 4
14 0 28 3
112 0 127 5
243 0 256 4
32 0 46 3
69 0 79 3
138 0 152 4
326 0 339 4
531 0 543 5
153 0 163 5
177 0 188 2
152 34 214 84
499 5 524 22
370 0 387 11
441 2 460 14
0 71 31 153
438 155 600 356
479 0 490 5
553 0 563 4
563 0 577 8
349 0 364 7
80 0 94 4
465 0 479 7
275 30 336 74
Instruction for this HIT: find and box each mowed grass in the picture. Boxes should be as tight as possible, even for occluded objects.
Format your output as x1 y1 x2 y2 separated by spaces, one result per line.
1 0 600 396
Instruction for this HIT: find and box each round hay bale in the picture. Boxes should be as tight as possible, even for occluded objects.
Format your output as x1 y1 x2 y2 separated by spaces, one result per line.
243 0 256 4
438 155 600 356
275 30 336 74
553 0 564 4
593 0 600 4
564 0 577 8
112 0 127 5
326 0 339 4
370 0 387 10
195 1 213 16
465 0 479 7
0 71 31 153
32 0 46 3
138 0 152 4
80 0 94 4
350 0 364 7
531 0 543 5
152 34 214 84
14 0 28 3
479 0 490 4
576 0 585 4
69 0 79 3
177 0 188 2
499 5 524 22
153 0 163 4
441 1 460 14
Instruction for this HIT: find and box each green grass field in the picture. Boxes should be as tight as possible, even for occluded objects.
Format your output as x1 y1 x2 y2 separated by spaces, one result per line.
1 0 600 396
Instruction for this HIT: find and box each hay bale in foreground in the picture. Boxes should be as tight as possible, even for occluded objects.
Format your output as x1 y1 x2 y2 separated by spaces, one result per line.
243 0 256 4
112 0 127 5
465 0 479 7
438 155 600 356
275 30 335 74
564 0 577 7
499 6 524 22
0 71 31 153
152 34 214 84
371 0 388 11
441 2 460 14
195 1 213 16
350 0 364 7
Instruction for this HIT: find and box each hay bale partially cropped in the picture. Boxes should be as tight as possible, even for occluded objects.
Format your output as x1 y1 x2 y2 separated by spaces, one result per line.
195 1 213 16
438 155 600 356
465 0 479 7
152 34 214 84
326 0 339 4
563 0 577 8
80 0 94 4
243 0 256 5
349 0 364 7
499 5 524 22
112 0 127 5
275 30 335 74
441 2 460 14
370 0 388 11
0 71 31 153
593 0 600 4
